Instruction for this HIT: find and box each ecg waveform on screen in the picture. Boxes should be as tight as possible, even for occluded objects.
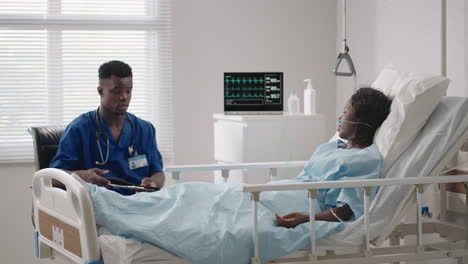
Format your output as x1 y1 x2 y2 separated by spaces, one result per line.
225 87 263 91
225 93 264 98
224 73 282 106
225 77 264 84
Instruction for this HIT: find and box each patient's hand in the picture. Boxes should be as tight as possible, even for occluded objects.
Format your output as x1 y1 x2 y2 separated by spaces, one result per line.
275 212 309 228
74 168 110 187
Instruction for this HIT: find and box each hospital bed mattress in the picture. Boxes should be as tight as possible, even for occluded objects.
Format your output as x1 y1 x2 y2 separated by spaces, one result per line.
98 229 357 264
98 229 188 264
99 97 468 263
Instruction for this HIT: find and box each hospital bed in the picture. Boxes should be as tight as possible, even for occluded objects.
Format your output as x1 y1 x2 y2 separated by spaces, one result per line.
32 96 468 264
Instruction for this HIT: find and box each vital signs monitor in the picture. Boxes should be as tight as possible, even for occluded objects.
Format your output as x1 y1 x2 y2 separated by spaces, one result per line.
224 72 283 114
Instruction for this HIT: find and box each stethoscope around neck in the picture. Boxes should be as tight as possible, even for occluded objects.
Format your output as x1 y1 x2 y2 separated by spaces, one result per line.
95 107 137 165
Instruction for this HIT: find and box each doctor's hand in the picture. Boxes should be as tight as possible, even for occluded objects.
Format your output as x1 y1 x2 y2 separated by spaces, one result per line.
74 168 110 187
140 177 159 192
275 212 309 228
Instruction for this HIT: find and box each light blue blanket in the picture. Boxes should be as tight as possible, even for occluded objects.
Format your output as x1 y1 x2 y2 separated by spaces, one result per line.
89 141 382 264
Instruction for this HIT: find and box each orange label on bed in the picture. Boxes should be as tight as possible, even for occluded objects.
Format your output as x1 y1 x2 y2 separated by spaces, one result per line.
38 209 82 258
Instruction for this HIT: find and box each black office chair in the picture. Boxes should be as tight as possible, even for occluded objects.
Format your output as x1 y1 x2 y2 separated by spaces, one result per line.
28 126 66 170
28 125 66 228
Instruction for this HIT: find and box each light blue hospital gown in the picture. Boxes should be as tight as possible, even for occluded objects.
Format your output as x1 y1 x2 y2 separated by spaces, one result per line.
89 140 382 264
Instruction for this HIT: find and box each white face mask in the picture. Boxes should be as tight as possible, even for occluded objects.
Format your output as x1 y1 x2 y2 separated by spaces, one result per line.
337 119 373 129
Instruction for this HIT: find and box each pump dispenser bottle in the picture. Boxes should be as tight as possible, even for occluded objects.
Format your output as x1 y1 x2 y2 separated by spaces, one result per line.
303 79 316 115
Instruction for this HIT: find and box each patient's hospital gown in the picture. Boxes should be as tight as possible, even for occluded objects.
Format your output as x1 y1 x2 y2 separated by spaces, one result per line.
89 140 382 264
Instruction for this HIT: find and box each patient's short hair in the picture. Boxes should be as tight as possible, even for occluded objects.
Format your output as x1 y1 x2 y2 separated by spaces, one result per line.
98 60 132 80
350 87 392 146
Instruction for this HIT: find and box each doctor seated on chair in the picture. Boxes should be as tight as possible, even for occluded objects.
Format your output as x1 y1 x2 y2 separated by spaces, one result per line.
50 60 165 195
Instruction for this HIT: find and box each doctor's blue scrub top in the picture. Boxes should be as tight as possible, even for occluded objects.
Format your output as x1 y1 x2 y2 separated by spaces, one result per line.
50 110 163 195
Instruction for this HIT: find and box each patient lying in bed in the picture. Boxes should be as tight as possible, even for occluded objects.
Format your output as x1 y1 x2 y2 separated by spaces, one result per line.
88 88 391 264
276 87 391 228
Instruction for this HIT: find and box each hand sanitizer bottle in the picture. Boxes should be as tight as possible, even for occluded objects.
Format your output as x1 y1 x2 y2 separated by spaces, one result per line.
287 89 300 115
303 79 316 115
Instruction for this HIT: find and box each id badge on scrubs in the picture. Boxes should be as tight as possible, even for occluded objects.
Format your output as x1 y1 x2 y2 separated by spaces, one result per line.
128 155 148 170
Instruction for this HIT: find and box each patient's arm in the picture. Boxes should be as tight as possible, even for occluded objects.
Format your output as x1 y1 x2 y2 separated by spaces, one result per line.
315 204 352 222
275 204 353 228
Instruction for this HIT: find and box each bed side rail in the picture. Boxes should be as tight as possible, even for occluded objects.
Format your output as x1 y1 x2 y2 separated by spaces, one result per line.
165 161 308 183
32 168 101 264
241 175 468 264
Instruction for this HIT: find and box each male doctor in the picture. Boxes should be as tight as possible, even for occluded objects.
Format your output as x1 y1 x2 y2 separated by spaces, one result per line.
50 60 165 195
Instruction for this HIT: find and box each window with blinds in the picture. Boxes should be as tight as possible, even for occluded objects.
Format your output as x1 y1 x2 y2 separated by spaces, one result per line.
0 0 173 163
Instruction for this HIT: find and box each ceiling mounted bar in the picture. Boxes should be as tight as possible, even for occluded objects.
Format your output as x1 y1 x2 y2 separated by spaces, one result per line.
441 0 446 77
334 0 356 77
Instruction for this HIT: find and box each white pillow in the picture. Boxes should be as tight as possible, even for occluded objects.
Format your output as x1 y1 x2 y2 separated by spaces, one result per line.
371 66 404 97
373 68 450 175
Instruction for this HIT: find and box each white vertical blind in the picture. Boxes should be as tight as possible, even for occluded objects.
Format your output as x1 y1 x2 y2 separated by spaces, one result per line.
0 0 173 163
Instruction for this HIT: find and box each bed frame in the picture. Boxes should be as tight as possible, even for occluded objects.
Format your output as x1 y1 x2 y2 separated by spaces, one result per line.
32 116 468 264
165 148 468 264
33 166 468 264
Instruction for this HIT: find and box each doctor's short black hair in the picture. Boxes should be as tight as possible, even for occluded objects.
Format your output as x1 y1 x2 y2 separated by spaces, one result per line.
350 87 392 146
98 60 133 79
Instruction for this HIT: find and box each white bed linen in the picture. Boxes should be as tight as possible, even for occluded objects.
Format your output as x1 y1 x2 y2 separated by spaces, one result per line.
99 97 468 262
98 228 188 264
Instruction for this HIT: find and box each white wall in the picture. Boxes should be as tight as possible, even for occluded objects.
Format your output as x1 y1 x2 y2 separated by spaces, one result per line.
0 163 39 263
0 1 337 263
447 0 466 97
172 0 338 182
465 0 468 97
336 0 468 112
